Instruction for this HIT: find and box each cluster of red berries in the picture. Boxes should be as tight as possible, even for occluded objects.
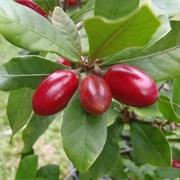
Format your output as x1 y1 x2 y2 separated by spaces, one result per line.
32 58 158 116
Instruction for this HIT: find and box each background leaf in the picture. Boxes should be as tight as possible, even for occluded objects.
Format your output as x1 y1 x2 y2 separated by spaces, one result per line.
21 114 56 154
0 1 80 62
173 77 180 115
130 122 172 167
154 167 180 179
61 91 107 172
157 94 180 123
84 6 160 60
52 7 82 54
70 0 95 24
15 155 38 179
89 120 124 179
7 88 34 136
0 56 67 91
95 0 139 19
36 164 60 180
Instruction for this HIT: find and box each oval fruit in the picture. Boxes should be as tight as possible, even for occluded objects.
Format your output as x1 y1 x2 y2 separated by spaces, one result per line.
68 0 77 6
104 64 158 107
32 69 78 116
172 159 180 168
15 0 47 17
79 74 112 115
56 58 71 67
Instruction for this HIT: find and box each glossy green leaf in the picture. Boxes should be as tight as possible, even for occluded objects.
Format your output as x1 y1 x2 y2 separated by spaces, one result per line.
7 88 34 136
102 15 171 65
130 122 172 167
89 120 124 178
21 114 56 154
15 155 38 179
155 167 180 179
157 94 180 123
52 7 82 54
36 164 60 180
70 0 95 24
127 46 180 82
0 56 67 91
95 0 139 19
33 0 57 13
61 91 107 172
84 6 160 60
0 1 80 62
173 78 180 116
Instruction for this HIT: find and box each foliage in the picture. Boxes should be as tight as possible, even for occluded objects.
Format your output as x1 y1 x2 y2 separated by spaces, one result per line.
0 0 180 179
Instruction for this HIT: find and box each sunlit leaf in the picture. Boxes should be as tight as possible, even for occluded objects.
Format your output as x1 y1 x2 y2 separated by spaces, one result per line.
62 91 107 172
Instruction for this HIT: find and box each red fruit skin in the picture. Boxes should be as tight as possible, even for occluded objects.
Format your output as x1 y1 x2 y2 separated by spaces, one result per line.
104 64 158 107
79 75 112 115
172 159 180 168
68 0 77 6
56 58 71 67
32 69 78 116
15 0 47 17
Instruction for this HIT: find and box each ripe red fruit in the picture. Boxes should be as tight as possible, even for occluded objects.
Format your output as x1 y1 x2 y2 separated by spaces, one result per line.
56 58 71 67
68 0 77 6
79 74 112 115
32 69 78 116
15 0 47 17
172 159 180 168
104 64 158 107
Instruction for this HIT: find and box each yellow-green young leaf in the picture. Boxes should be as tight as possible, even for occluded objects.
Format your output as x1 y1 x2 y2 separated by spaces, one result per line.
157 94 180 123
52 7 82 54
61 91 107 172
95 0 139 19
84 5 160 60
7 88 34 136
0 56 67 91
0 1 80 62
130 122 172 167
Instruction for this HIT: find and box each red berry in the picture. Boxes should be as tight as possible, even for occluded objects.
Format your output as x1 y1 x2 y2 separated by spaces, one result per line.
104 64 158 107
56 58 71 67
172 159 180 168
15 0 47 17
79 74 112 115
68 0 77 6
32 69 78 116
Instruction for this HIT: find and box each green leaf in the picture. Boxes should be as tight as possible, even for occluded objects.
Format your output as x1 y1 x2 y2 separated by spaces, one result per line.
70 0 95 24
52 7 82 54
102 14 171 65
95 0 139 19
0 1 80 62
155 167 180 179
36 164 60 180
7 88 34 136
127 46 180 82
84 5 160 60
107 157 128 179
0 56 67 91
21 114 56 154
157 94 180 123
15 155 38 179
89 120 124 178
33 0 57 13
173 77 180 116
61 91 107 172
130 122 172 167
